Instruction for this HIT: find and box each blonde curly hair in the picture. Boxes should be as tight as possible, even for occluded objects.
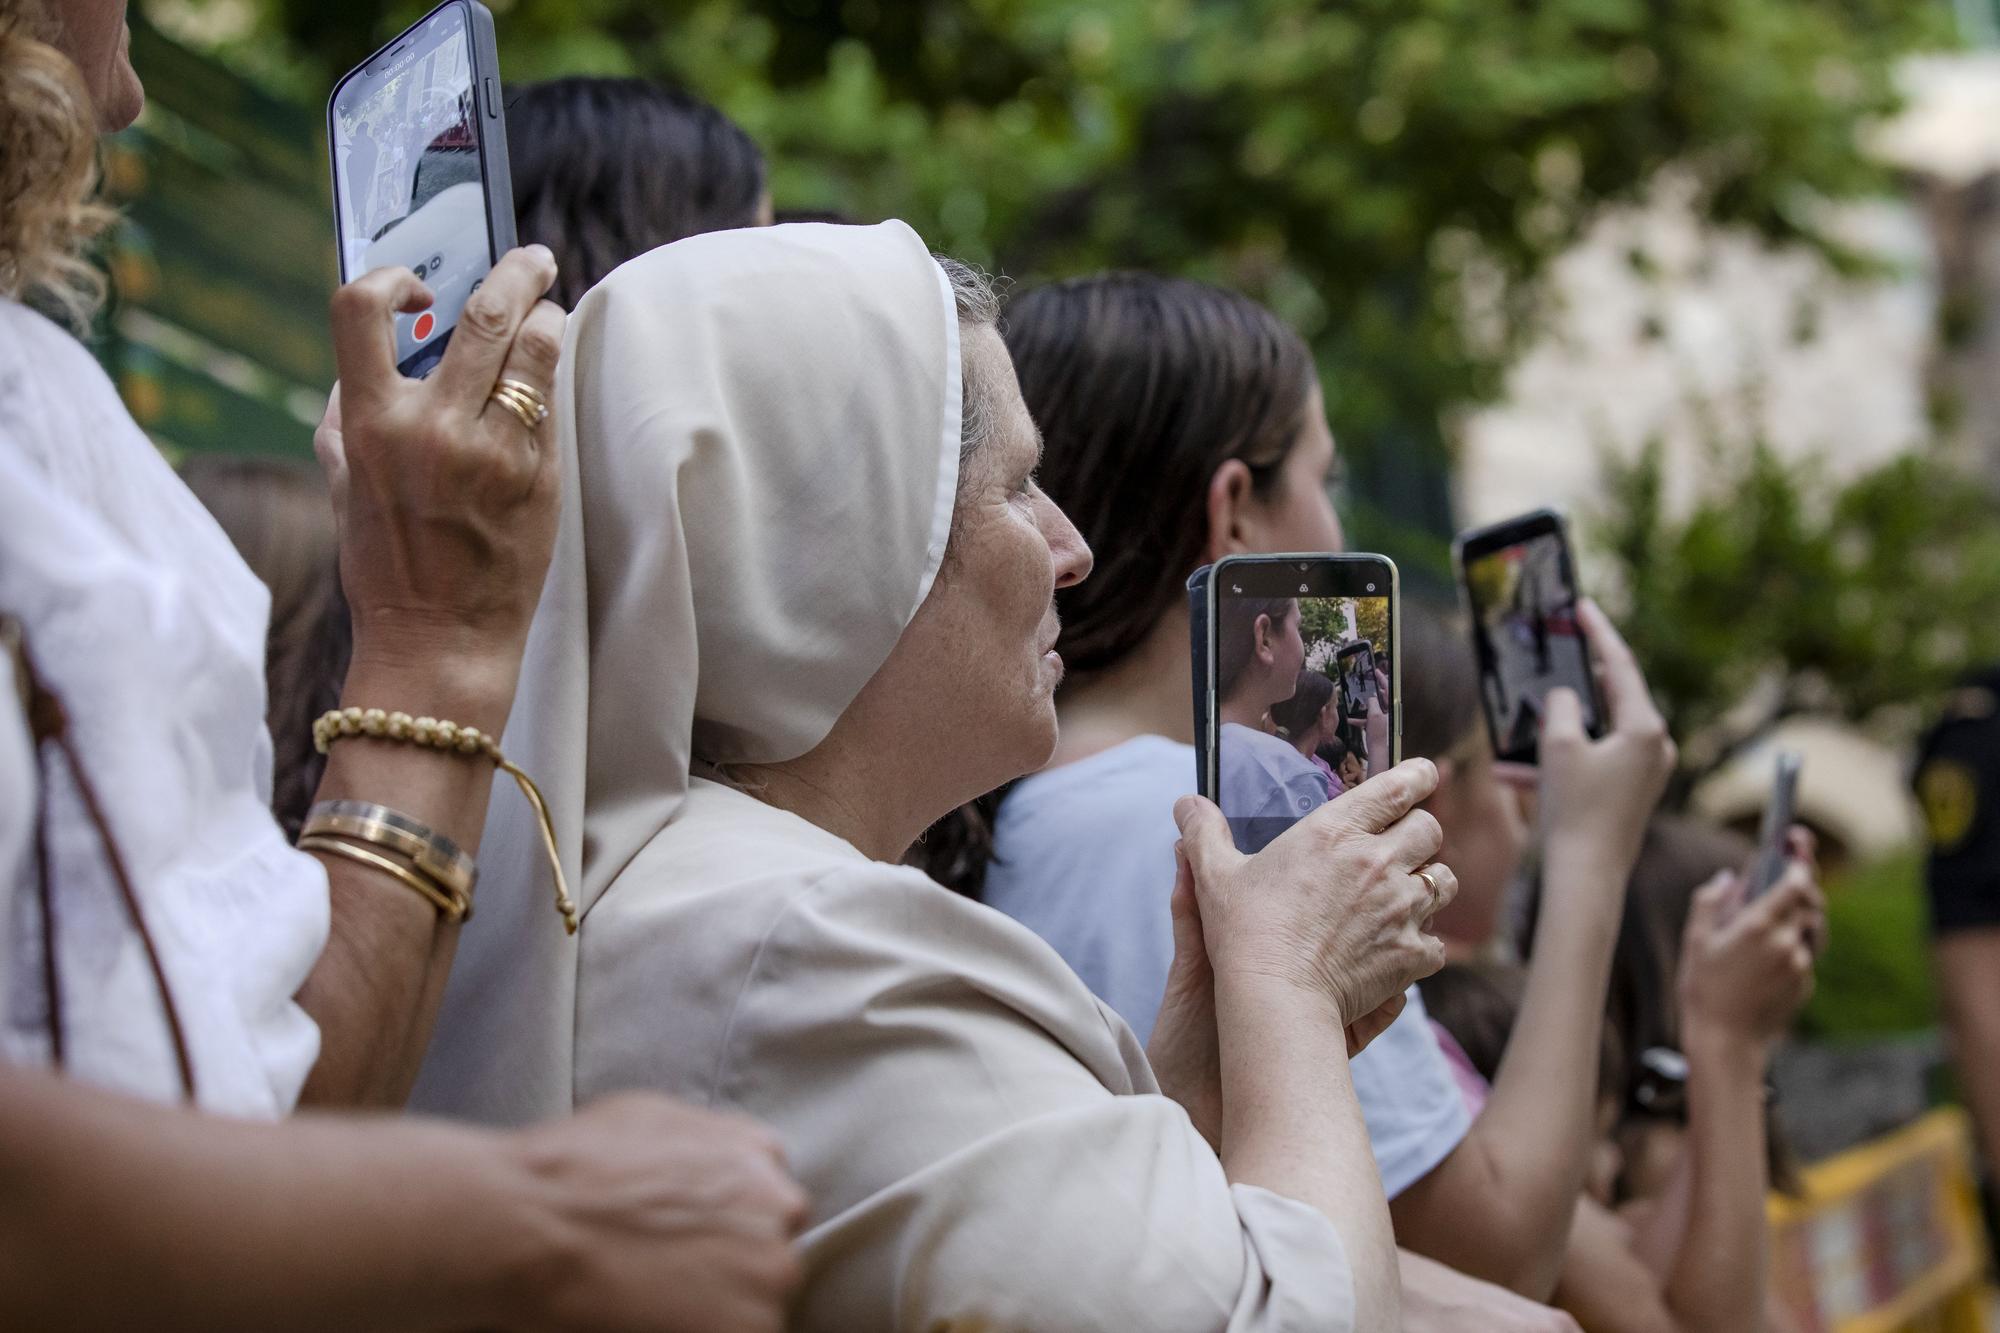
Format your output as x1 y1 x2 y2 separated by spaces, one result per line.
0 0 115 329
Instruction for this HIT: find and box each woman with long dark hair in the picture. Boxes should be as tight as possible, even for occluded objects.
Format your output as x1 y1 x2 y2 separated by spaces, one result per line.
919 271 1700 1324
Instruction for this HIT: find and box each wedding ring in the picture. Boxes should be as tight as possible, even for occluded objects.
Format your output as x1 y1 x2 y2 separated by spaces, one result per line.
488 378 549 431
1414 865 1442 907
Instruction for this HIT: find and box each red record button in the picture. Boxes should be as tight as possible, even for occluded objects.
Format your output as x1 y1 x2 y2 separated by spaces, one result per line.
411 311 437 341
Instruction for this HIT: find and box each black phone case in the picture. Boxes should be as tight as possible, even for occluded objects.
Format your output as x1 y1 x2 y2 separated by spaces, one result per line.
463 2 517 259
1188 565 1215 801
326 0 516 375
1453 509 1606 763
1188 556 1401 804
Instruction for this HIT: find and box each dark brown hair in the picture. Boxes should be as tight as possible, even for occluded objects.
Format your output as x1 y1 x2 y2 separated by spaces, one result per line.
1007 273 1318 678
1522 812 1801 1193
1420 960 1623 1108
1398 600 1484 763
507 77 766 310
909 274 1320 895
1607 815 1756 1060
1270 668 1335 740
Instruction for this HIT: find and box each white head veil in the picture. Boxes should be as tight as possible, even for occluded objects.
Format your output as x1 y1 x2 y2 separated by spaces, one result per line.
413 221 963 1123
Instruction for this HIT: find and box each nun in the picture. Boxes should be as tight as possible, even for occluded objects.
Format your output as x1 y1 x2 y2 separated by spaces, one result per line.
415 220 1454 1330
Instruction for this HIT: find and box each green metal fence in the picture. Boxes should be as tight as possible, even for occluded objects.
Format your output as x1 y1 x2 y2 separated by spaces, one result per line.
95 13 335 462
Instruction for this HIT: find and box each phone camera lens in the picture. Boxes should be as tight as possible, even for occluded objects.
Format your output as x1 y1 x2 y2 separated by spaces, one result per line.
1298 562 1309 572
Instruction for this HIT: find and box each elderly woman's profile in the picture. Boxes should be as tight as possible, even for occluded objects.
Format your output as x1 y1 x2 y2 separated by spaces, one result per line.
415 220 1453 1330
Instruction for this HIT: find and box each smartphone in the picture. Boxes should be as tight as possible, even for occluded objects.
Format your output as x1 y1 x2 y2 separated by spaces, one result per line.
1337 641 1378 712
1193 554 1400 855
1745 751 1804 901
1454 508 1604 765
328 1 515 379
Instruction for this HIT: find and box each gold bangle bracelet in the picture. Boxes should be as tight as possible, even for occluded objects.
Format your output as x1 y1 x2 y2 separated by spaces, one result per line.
301 802 477 901
299 834 469 924
313 707 577 935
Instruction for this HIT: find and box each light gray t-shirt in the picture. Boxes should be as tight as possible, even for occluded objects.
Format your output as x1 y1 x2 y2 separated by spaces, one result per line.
986 735 1472 1197
1217 722 1329 854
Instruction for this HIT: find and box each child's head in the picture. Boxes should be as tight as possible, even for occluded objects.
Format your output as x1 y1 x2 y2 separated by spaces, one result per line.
1270 669 1336 755
1400 604 1529 949
1518 812 1801 1201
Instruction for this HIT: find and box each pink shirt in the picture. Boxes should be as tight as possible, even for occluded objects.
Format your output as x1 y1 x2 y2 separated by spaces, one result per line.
1430 1020 1491 1117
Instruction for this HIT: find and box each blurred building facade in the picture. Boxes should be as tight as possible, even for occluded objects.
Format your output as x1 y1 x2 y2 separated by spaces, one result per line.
1455 49 2000 529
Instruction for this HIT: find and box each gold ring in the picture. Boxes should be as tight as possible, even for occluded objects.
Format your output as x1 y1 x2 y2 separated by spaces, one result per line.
496 377 548 415
489 382 548 431
1415 865 1441 904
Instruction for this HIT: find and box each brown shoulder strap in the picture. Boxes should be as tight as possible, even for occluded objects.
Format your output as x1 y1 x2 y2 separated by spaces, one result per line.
5 615 197 1103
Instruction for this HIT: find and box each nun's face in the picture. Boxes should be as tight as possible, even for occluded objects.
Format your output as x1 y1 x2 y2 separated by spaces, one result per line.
871 326 1093 801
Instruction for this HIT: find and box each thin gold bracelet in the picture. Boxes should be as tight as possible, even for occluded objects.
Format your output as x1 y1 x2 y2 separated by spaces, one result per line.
302 802 477 902
313 707 577 934
299 834 469 923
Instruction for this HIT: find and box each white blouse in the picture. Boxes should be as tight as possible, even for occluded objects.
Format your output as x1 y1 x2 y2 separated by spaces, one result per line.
0 298 328 1118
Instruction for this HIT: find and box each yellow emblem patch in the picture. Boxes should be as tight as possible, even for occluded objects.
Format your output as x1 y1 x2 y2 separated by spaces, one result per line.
1918 760 1979 852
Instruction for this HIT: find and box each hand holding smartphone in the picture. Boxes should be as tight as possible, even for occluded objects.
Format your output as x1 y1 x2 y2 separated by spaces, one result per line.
1190 554 1401 855
329 0 515 380
1745 751 1804 901
1454 508 1604 766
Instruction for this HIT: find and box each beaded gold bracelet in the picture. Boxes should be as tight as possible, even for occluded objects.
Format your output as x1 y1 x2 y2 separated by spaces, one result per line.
313 707 578 934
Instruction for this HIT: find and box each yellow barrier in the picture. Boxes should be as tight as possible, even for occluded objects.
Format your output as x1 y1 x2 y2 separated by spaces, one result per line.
1768 1107 1992 1333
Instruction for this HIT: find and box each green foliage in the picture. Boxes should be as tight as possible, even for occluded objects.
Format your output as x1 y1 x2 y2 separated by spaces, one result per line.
1589 438 2000 792
151 0 1952 557
1798 849 1937 1038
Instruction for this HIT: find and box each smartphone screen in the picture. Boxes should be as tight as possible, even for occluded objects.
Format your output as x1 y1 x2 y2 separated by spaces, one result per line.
330 2 500 377
1458 511 1599 764
1209 555 1398 855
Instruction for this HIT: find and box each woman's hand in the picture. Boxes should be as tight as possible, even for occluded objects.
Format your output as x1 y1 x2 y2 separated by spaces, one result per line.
1172 759 1452 1027
1147 857 1222 1148
318 247 566 715
1537 601 1677 891
505 1094 807 1333
1148 847 1409 1149
295 248 569 1106
1678 838 1824 1055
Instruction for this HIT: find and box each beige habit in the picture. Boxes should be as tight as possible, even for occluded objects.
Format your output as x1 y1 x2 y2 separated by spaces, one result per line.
415 221 1358 1330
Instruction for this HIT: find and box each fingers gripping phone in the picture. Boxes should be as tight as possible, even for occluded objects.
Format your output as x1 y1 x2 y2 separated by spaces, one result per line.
1745 751 1804 901
329 0 516 380
1454 508 1605 765
1190 555 1401 855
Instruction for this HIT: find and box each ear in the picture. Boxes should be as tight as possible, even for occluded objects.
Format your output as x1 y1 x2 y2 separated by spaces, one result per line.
1203 459 1258 563
1253 612 1276 665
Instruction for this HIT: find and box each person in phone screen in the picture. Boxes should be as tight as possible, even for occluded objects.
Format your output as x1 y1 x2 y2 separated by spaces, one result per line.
1270 669 1340 801
1214 595 1327 853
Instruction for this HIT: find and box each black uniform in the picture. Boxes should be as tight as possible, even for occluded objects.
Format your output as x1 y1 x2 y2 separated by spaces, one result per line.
1913 664 2000 1242
1914 665 2000 937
